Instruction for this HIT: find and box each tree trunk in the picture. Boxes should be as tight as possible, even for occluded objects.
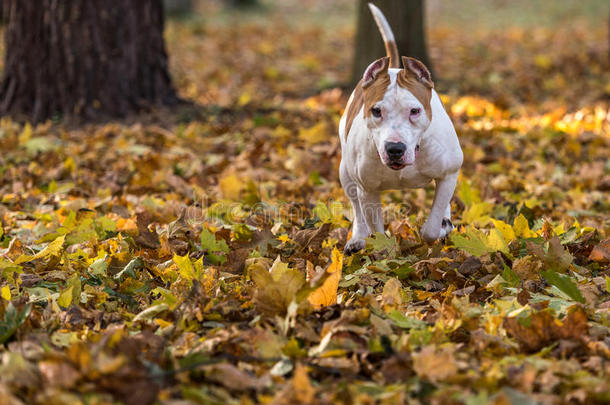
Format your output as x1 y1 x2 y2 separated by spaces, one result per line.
163 0 192 16
0 0 179 123
227 0 259 8
351 0 432 86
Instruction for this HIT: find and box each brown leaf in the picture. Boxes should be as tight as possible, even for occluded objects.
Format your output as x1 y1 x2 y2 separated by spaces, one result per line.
292 222 330 249
412 345 458 383
38 360 80 388
225 247 250 274
203 363 267 391
504 306 588 352
271 364 316 405
589 238 610 263
134 211 160 249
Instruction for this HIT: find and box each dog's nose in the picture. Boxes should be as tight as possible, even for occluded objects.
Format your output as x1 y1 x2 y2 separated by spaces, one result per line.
385 142 406 160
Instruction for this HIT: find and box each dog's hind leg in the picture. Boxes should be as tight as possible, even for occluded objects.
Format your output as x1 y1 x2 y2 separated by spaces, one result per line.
420 171 458 242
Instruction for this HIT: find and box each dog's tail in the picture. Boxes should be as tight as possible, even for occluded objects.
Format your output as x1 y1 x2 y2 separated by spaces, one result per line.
368 3 400 69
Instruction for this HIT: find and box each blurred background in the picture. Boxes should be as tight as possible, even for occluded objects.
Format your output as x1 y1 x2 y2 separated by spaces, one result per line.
1 0 607 121
160 0 609 112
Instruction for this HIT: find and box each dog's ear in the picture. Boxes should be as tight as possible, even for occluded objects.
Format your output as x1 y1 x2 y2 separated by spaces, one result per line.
401 56 433 88
362 57 389 88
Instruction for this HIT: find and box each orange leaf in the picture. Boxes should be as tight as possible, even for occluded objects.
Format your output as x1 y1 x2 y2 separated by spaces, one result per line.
308 248 343 309
589 238 610 263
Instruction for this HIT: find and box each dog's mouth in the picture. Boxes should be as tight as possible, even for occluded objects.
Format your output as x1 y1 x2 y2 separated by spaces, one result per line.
387 161 408 170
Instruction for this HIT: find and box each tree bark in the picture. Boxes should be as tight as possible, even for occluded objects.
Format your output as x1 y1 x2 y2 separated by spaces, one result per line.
163 0 192 16
352 0 432 86
0 0 179 123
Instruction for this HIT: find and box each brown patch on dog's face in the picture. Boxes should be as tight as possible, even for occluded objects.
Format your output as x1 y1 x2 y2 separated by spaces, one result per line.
397 56 434 120
344 57 391 139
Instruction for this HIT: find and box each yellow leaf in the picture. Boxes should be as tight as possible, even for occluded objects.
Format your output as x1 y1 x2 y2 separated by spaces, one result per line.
278 235 294 243
1 285 11 301
219 173 243 201
64 156 76 173
308 248 343 309
18 123 33 144
461 202 492 226
66 273 82 305
514 214 536 238
173 254 195 282
154 318 173 328
15 235 65 264
492 219 516 243
534 54 552 69
298 122 328 145
381 278 403 310
238 91 251 106
486 228 509 254
58 286 73 308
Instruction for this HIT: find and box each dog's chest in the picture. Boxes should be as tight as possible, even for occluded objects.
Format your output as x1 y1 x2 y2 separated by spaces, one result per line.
358 159 432 191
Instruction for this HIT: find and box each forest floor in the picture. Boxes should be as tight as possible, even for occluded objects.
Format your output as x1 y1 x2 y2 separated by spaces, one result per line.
0 1 609 404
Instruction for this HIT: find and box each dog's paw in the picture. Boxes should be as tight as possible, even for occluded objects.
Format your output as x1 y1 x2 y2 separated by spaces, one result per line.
344 238 366 255
439 218 455 239
420 221 440 242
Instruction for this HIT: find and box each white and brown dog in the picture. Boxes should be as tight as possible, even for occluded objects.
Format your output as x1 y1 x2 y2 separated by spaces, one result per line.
340 4 463 254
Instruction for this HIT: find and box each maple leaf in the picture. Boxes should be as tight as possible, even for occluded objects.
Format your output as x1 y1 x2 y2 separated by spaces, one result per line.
252 257 305 316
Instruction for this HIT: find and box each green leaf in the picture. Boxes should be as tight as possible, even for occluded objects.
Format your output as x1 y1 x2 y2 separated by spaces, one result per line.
501 260 520 287
200 228 229 265
0 303 31 343
366 233 398 257
89 256 108 276
457 180 481 206
313 201 331 223
151 287 179 310
450 230 489 257
544 236 573 272
387 310 426 330
541 270 585 303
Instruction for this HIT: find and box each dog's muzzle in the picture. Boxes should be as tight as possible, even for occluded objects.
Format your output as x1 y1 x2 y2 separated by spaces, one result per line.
385 141 408 170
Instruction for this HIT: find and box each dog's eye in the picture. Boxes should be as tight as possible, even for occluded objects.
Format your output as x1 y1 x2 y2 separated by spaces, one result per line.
371 106 382 118
410 108 421 116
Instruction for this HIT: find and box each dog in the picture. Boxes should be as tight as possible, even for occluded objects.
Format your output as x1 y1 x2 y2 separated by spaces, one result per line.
339 3 463 254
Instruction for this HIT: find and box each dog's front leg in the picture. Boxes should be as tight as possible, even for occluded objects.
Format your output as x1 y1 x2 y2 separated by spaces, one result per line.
360 191 384 236
344 189 383 255
344 190 370 254
421 171 459 242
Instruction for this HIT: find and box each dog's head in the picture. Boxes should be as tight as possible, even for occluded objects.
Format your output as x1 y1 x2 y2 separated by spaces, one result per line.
361 56 434 170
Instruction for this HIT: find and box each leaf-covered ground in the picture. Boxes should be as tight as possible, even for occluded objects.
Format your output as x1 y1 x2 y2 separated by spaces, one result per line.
1 1 609 404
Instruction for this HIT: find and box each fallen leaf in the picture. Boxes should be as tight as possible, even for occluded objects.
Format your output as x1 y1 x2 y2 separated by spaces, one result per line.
504 305 588 352
412 345 458 383
308 248 343 309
